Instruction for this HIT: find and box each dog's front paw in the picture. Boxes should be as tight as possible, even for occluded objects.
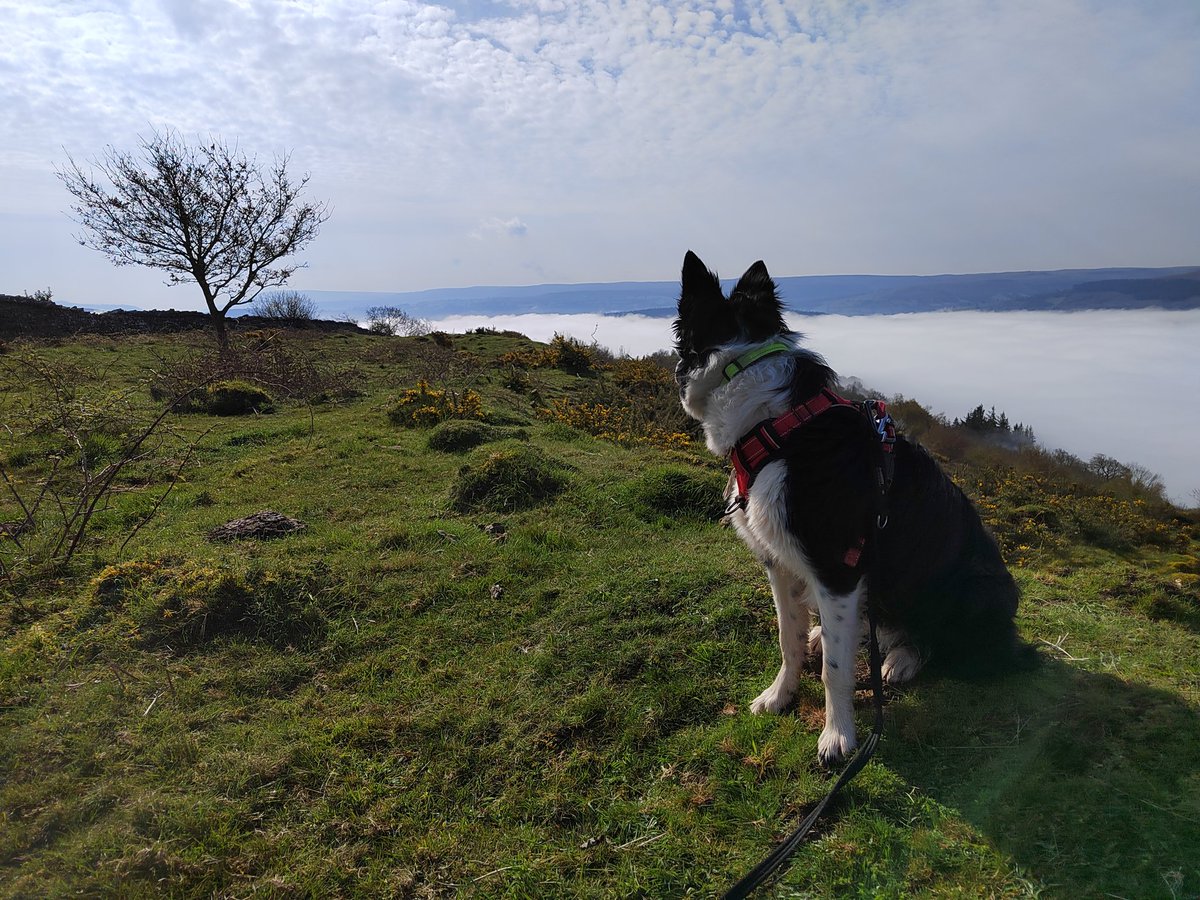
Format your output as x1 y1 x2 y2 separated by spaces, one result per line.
750 677 795 715
817 725 858 767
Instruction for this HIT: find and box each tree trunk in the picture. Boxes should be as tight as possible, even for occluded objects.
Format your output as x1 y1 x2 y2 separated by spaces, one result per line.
212 311 230 355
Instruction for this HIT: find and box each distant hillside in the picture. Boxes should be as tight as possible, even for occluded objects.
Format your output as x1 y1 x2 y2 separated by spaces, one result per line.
1035 269 1200 311
301 266 1200 320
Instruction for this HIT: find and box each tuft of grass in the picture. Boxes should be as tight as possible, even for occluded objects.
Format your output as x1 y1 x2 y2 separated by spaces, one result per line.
449 443 569 511
89 557 331 649
203 379 274 416
426 419 527 453
624 464 727 522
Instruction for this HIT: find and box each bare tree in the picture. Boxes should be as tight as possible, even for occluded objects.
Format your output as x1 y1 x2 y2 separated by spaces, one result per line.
252 290 318 323
58 128 329 351
365 305 430 337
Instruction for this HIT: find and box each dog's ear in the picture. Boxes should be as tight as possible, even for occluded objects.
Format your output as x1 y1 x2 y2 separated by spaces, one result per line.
676 251 728 344
679 251 724 311
730 259 787 339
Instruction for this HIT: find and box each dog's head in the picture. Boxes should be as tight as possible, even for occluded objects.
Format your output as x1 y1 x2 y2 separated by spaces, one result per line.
672 250 791 417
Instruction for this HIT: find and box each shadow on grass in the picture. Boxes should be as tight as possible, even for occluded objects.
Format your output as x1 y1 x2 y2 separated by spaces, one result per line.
881 658 1200 897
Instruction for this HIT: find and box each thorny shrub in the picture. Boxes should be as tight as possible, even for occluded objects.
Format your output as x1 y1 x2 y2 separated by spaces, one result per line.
506 346 697 450
149 332 364 407
499 334 606 376
967 468 1183 564
1 352 201 589
537 398 692 451
387 380 485 427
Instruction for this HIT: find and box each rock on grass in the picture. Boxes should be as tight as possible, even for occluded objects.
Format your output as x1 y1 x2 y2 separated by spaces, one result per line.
208 511 306 542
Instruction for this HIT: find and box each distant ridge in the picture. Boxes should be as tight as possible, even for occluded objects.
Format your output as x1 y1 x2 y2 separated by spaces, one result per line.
302 266 1200 321
0 293 363 341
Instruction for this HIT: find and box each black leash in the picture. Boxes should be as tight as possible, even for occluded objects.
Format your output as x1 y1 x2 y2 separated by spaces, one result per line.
720 424 893 900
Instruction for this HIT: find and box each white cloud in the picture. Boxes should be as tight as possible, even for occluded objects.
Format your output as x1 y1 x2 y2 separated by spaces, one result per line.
471 216 529 238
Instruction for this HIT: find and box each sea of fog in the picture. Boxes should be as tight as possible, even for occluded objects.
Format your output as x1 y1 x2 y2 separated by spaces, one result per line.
427 309 1200 506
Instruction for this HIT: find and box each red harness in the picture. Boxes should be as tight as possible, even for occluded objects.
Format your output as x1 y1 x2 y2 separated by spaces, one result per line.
729 388 896 568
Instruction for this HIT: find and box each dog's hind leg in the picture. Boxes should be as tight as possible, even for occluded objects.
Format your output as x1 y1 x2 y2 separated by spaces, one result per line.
806 624 823 660
750 565 811 715
815 580 863 766
878 625 924 685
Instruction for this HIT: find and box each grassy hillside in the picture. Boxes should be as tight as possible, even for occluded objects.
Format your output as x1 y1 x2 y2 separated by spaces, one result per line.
1 329 1197 898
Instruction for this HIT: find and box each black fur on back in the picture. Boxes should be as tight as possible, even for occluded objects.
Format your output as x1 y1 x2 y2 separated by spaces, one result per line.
775 380 1028 674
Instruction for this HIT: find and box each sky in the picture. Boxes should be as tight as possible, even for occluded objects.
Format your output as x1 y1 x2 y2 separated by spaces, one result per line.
1 0 1199 309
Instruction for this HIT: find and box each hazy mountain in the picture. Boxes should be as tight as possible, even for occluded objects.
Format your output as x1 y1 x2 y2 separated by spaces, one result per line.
303 266 1199 321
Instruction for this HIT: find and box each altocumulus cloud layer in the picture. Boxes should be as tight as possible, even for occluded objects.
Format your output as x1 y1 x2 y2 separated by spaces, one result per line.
1 0 1198 306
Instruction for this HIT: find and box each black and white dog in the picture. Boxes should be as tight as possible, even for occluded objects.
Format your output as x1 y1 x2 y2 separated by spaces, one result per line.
673 251 1029 766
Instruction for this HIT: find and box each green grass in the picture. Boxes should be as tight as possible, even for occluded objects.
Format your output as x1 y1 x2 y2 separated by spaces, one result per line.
1 329 1197 897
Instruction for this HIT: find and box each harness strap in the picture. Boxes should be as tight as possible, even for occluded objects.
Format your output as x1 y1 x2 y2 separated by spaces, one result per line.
731 388 855 496
729 390 896 569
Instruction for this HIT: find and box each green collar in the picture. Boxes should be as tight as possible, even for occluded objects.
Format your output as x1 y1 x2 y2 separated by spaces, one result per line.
722 341 792 382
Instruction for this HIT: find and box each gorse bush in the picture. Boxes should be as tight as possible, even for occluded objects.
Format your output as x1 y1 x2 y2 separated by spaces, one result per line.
499 333 605 375
387 380 484 427
597 355 699 442
549 333 601 375
538 398 692 451
606 356 676 396
968 468 1182 563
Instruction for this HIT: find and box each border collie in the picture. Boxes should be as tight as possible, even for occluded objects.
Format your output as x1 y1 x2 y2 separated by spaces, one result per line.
673 251 1029 766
